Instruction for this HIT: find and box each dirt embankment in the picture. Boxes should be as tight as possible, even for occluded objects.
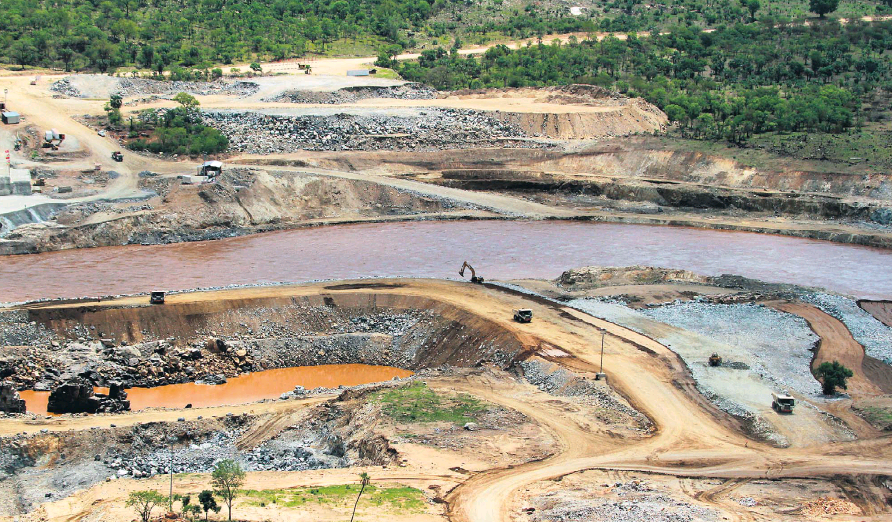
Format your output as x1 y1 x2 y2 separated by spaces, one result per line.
445 85 668 139
3 289 530 390
859 300 892 328
1 168 475 254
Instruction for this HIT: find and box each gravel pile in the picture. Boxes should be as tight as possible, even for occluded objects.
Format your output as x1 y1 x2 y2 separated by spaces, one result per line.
202 108 535 153
801 293 892 364
114 78 259 98
49 78 81 97
266 83 437 104
50 77 259 99
531 480 719 522
640 302 822 397
519 359 651 431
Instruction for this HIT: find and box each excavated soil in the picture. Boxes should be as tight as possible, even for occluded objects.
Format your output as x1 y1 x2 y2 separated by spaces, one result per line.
860 300 892 328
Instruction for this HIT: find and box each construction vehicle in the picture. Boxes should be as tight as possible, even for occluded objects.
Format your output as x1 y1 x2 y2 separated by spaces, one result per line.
772 392 795 414
42 129 65 150
513 309 533 323
459 261 484 284
708 353 722 366
30 75 41 85
111 151 123 162
150 291 166 304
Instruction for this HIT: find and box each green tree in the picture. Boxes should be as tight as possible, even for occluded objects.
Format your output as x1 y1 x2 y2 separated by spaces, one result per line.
173 92 200 109
198 490 220 522
744 0 760 22
809 0 838 18
109 94 123 109
816 361 853 395
127 491 166 522
349 472 371 522
211 460 244 522
249 62 262 74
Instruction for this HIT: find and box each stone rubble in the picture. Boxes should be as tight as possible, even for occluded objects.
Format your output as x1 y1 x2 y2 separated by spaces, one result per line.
201 108 543 153
265 83 437 104
51 77 259 99
801 293 892 364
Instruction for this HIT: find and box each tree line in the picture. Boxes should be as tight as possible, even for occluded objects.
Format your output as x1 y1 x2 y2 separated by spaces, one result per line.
390 18 892 141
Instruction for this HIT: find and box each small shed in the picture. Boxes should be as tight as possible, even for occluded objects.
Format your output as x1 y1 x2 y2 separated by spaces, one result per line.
2 111 20 124
197 160 223 177
347 69 370 77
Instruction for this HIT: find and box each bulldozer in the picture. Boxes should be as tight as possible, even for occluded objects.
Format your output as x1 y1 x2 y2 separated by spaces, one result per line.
42 129 65 150
708 353 722 367
459 261 484 284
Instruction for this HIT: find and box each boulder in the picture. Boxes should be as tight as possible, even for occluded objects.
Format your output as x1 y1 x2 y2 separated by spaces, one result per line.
47 378 96 414
47 378 130 414
0 382 26 414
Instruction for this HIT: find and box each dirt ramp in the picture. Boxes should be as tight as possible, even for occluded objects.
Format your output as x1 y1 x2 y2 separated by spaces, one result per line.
492 99 666 139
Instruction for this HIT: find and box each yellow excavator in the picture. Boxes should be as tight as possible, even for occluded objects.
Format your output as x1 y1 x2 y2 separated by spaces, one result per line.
459 261 484 284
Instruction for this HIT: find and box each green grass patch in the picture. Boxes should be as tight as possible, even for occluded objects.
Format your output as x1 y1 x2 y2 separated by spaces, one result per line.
371 382 487 424
370 67 401 80
857 406 892 430
241 484 425 511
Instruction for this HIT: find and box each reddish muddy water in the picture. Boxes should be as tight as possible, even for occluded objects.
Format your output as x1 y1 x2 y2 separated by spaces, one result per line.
19 364 413 415
1 221 891 302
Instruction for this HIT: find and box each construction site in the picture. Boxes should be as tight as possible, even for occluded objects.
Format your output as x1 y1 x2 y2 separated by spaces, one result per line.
0 48 891 522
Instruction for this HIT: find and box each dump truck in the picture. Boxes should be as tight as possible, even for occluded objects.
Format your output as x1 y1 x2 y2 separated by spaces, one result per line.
513 309 533 323
111 151 123 162
708 353 722 366
772 392 795 413
150 291 166 304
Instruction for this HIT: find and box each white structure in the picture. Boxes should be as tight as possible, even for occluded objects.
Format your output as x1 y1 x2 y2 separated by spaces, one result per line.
0 168 32 196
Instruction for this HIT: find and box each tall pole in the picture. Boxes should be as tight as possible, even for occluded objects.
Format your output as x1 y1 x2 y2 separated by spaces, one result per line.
599 328 606 374
169 443 173 512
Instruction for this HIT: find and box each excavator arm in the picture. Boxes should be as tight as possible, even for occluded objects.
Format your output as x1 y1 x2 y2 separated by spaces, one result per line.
459 261 483 284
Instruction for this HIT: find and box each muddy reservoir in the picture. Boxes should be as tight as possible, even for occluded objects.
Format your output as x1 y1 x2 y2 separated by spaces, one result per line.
2 221 892 302
19 364 413 415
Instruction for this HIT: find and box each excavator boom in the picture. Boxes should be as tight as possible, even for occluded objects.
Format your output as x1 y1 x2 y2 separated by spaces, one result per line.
459 261 483 284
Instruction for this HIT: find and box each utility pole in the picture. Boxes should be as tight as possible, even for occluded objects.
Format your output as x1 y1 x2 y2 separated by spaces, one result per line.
168 435 177 512
596 328 607 380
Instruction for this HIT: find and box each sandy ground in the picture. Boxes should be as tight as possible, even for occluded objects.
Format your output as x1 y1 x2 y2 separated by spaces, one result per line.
4 279 892 522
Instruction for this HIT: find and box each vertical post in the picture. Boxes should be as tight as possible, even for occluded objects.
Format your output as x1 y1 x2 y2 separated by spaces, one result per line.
169 436 175 513
599 329 605 374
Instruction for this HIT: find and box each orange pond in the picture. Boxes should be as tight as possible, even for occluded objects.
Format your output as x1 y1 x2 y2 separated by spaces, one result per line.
18 364 413 415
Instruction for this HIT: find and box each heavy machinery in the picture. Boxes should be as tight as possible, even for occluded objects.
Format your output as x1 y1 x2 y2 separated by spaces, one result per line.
772 392 795 414
459 261 484 284
708 353 722 366
513 309 533 323
111 151 123 162
42 129 65 150
150 291 166 304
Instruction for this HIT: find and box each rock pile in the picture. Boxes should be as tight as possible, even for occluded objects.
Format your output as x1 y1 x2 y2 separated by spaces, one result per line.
46 378 130 414
266 83 437 104
202 108 535 153
114 78 259 98
49 78 81 97
0 382 26 413
50 77 259 99
520 359 652 431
